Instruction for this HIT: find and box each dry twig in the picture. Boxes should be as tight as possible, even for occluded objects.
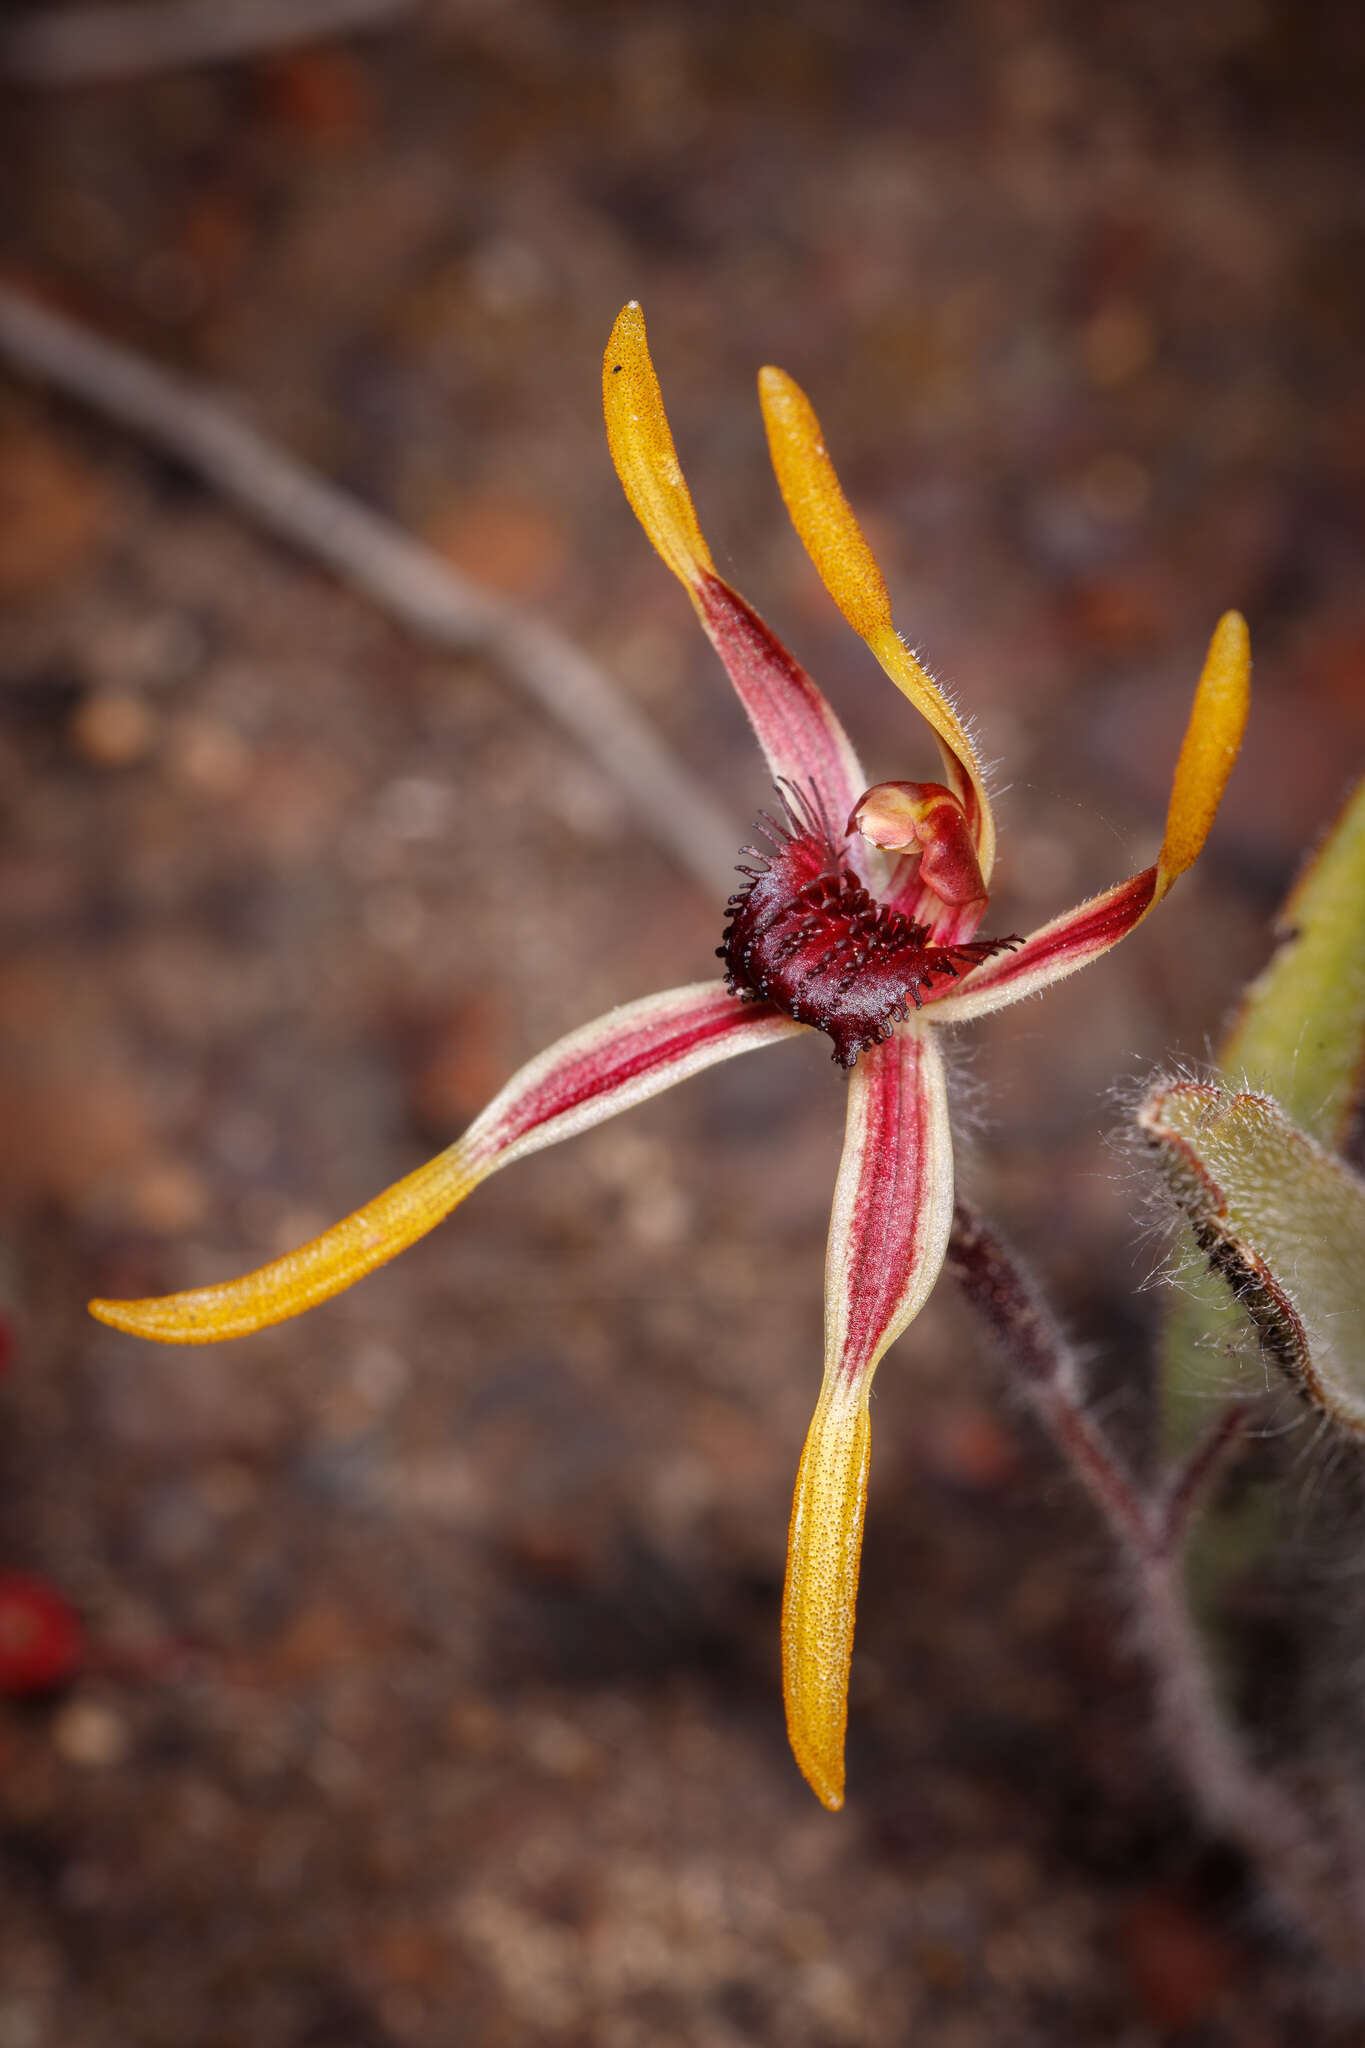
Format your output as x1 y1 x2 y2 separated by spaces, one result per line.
1 0 420 84
0 284 739 898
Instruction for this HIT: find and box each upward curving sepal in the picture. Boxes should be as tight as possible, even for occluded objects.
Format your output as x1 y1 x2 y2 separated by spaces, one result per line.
605 304 866 830
89 985 800 1344
783 1021 954 1807
604 302 716 591
756 367 895 647
758 366 994 883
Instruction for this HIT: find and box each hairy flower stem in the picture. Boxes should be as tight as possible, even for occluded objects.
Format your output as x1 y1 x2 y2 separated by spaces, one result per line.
946 1200 1361 1970
1155 1401 1249 1557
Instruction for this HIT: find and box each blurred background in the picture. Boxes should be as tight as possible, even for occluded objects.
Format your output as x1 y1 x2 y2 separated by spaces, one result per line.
1 2 1363 2041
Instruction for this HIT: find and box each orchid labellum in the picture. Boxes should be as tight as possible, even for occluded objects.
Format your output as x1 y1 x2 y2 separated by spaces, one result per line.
90 304 1250 1809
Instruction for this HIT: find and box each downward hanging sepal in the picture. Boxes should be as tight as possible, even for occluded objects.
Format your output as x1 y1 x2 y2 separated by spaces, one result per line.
783 1378 871 1810
783 1021 954 1806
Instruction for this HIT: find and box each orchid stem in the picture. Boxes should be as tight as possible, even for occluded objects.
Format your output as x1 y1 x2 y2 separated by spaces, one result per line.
947 1200 1361 1969
1157 1401 1250 1557
0 0 420 85
944 1200 1152 1550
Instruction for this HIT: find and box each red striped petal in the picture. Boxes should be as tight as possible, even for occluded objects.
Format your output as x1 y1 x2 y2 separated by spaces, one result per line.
927 615 1249 1026
89 985 801 1343
694 572 866 834
923 867 1159 1024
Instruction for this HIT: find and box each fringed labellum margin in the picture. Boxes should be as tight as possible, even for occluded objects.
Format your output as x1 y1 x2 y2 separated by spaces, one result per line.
719 784 1014 1067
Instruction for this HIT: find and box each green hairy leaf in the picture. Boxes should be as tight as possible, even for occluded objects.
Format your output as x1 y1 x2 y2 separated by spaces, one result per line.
1143 1081 1365 1435
1221 777 1365 1149
1157 773 1365 1436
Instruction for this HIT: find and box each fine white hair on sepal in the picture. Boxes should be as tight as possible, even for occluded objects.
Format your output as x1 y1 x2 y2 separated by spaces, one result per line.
937 1029 992 1152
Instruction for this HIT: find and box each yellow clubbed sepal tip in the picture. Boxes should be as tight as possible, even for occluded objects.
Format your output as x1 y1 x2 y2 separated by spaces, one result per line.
782 1379 871 1811
1156 610 1251 898
757 365 893 643
87 1142 483 1344
604 301 715 593
757 364 995 882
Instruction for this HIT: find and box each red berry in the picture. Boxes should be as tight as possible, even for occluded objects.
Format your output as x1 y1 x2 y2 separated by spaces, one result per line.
0 1574 84 1694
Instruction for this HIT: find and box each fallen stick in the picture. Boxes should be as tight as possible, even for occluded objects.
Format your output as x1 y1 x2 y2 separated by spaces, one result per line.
1 0 420 84
0 284 740 899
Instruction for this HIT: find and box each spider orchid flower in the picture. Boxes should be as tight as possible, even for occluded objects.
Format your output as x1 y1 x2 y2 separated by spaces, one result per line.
90 303 1250 1810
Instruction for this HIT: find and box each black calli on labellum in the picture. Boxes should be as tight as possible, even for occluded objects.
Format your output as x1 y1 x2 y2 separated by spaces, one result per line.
719 785 1014 1068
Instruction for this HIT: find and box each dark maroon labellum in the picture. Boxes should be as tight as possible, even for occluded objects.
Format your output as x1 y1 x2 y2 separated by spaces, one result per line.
719 789 1013 1067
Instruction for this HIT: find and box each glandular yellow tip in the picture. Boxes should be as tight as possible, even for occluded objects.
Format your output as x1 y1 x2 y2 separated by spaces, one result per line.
1156 609 1251 896
603 302 715 590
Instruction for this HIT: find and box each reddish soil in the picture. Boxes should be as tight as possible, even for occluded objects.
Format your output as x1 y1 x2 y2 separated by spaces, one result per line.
2 5 1364 2042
